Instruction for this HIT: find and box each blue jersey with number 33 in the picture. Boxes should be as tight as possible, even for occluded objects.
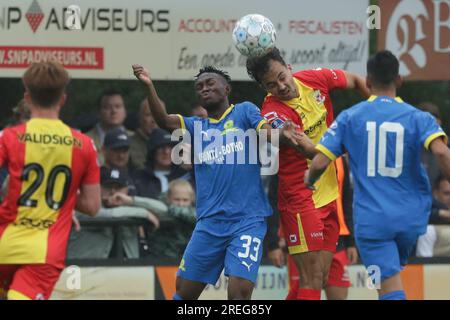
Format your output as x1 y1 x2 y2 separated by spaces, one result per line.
316 96 448 239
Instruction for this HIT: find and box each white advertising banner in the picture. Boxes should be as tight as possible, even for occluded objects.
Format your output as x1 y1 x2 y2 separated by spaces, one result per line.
48 264 450 300
50 266 155 300
0 0 369 80
199 266 289 300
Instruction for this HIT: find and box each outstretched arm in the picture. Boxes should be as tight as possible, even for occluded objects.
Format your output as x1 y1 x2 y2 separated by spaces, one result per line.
344 71 370 98
132 64 181 132
261 122 317 159
430 138 450 180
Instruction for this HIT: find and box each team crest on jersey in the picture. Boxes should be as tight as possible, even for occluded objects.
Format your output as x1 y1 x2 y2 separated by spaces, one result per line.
312 90 325 104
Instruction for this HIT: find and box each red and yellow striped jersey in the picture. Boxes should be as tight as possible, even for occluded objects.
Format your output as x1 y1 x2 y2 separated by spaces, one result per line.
0 118 99 268
262 68 347 213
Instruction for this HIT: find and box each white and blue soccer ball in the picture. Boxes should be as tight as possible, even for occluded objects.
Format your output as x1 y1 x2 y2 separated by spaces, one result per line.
232 14 276 58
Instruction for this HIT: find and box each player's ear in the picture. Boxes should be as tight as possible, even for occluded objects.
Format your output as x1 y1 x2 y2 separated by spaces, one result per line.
365 76 372 91
225 83 231 96
24 91 32 105
395 75 402 89
59 93 67 108
287 64 293 72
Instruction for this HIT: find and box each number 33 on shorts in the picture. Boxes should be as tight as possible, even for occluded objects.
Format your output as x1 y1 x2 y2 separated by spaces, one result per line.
238 235 261 272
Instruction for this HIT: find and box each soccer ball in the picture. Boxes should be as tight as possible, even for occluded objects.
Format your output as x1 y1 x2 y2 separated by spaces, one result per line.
232 14 276 58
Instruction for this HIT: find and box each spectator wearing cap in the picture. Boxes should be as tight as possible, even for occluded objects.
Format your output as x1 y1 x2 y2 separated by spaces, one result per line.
86 89 133 165
102 128 137 195
129 98 159 170
68 167 168 259
133 128 191 200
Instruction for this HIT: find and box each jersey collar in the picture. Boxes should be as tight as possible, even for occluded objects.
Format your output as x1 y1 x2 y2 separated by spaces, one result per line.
208 104 235 123
367 95 404 103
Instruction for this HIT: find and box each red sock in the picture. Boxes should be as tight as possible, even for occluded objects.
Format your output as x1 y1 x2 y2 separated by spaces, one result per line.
297 288 321 300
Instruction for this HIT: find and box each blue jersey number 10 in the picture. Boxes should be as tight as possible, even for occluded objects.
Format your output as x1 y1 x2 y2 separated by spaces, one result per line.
366 122 404 178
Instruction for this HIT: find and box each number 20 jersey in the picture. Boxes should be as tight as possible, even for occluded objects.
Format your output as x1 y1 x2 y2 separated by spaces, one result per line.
0 118 100 268
317 96 447 239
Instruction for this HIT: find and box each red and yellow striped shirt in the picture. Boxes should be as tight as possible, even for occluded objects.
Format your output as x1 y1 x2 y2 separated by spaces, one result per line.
0 118 99 268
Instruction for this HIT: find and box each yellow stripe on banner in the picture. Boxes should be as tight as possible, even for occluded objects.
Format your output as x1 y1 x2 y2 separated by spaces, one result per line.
424 132 448 151
8 289 32 300
0 119 73 264
288 214 309 255
316 144 337 161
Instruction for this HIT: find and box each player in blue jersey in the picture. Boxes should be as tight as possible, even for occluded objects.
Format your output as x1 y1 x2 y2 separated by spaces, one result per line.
132 64 313 300
305 51 450 300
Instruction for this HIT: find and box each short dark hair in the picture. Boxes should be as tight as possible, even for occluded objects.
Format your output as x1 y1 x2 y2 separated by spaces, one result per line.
195 66 231 84
367 50 399 88
22 61 70 108
246 47 286 84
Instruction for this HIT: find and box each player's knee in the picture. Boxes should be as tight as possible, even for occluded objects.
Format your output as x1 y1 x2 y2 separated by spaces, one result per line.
228 286 252 300
228 279 254 300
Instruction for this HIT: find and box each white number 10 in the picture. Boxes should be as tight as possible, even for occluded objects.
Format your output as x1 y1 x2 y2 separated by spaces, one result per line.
366 121 404 177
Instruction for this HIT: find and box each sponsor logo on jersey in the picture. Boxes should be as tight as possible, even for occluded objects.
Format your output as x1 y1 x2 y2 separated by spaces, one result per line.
241 261 253 272
264 111 287 129
221 119 239 135
17 133 82 147
310 231 323 239
304 113 327 136
13 217 55 230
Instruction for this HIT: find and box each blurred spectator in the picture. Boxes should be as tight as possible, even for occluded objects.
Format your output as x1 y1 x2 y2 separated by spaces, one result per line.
416 175 450 257
68 167 166 259
129 98 159 170
133 128 190 199
146 179 196 260
86 90 133 165
102 128 137 195
11 99 31 125
418 102 446 184
191 103 207 118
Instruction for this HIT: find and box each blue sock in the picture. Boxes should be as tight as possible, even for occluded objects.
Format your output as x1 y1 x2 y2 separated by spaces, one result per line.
172 293 184 300
379 290 406 300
